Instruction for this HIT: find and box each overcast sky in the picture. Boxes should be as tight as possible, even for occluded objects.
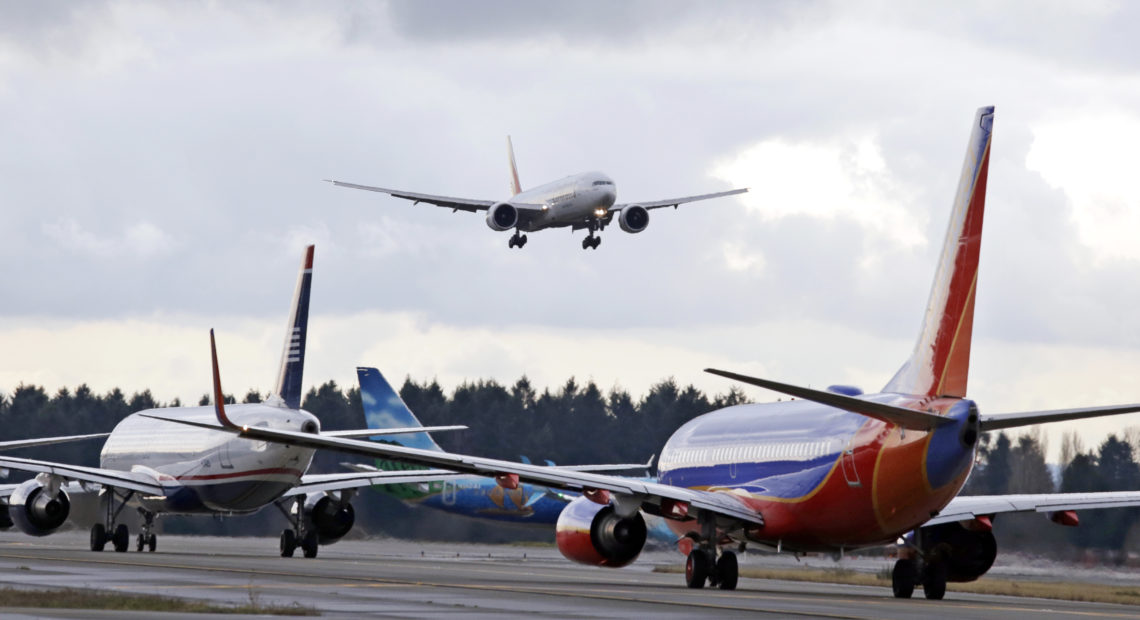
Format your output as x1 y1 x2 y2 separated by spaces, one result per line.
2 1 1139 461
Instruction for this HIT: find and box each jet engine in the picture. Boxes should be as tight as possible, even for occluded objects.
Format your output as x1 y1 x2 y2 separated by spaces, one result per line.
917 522 997 582
555 495 647 568
486 202 518 231
618 205 649 233
303 494 355 545
8 478 70 536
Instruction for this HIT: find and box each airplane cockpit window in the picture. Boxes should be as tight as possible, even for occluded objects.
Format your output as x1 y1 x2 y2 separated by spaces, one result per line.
592 180 613 186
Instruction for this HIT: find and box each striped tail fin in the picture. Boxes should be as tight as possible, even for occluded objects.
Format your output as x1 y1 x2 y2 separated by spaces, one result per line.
884 107 994 398
506 135 522 196
357 367 443 452
272 245 314 409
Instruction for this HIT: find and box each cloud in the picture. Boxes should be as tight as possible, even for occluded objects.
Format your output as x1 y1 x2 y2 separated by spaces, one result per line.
42 218 178 259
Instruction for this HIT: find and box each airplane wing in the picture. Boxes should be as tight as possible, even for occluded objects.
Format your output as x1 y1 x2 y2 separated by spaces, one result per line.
612 188 748 212
926 492 1140 527
325 180 495 213
284 468 465 496
0 455 163 495
323 425 467 440
0 432 110 451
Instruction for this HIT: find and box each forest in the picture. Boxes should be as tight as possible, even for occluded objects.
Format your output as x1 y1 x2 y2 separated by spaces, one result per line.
1 377 1139 559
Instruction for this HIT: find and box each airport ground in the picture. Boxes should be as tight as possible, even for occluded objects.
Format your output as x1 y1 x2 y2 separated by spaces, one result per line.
1 531 1139 619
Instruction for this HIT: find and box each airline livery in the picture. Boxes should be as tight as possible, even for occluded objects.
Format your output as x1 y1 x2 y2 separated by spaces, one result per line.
0 247 461 557
326 137 747 250
164 108 1140 600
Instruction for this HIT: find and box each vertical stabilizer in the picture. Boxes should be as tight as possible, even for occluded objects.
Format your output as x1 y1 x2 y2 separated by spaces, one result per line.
272 245 314 409
506 135 522 196
884 107 994 398
357 367 444 452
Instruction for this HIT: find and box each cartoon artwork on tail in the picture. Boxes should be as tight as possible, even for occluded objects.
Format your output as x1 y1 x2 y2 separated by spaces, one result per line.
271 245 314 409
884 107 994 399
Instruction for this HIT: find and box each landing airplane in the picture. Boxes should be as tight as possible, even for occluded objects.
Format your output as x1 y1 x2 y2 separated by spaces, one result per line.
0 246 463 557
325 137 747 250
162 108 1140 600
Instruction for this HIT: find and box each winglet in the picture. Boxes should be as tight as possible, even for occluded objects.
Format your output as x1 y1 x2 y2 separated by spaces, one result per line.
506 136 522 196
272 245 314 409
210 329 239 430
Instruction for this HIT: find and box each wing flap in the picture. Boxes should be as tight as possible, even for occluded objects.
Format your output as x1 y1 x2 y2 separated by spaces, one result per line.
613 188 747 211
285 469 464 496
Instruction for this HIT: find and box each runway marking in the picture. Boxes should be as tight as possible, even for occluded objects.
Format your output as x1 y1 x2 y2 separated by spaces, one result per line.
1 549 1136 619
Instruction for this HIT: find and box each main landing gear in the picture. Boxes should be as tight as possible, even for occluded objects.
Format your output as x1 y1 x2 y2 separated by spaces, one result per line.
683 514 739 590
90 489 150 553
508 232 528 248
581 234 601 250
892 533 948 600
277 495 319 558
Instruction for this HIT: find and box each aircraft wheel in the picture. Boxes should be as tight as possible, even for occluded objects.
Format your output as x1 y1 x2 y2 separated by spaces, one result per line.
148 534 157 552
112 524 129 553
685 550 710 589
892 559 916 598
136 533 145 552
280 529 297 558
508 236 517 248
582 237 591 250
519 234 528 247
922 560 947 600
301 531 319 559
591 237 601 249
90 523 107 552
716 551 739 590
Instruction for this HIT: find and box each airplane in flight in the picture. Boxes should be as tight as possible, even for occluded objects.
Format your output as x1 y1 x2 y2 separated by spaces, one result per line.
163 107 1140 600
0 246 463 557
325 137 747 250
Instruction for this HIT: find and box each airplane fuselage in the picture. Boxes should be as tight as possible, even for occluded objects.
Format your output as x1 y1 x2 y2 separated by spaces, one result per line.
656 394 977 551
100 404 319 514
510 171 617 232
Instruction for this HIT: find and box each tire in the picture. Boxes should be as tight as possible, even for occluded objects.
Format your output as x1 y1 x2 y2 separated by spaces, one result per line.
148 534 157 553
301 531 319 559
136 534 144 552
892 559 916 599
582 237 591 250
716 551 739 591
280 529 296 558
923 561 947 600
112 524 129 553
685 550 710 589
90 523 107 552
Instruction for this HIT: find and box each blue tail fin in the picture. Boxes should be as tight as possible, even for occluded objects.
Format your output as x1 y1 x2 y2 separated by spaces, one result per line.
272 245 314 409
357 366 443 452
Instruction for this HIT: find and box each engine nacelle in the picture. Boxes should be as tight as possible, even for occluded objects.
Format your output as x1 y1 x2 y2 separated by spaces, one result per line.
555 495 647 568
303 494 355 545
918 522 997 582
8 478 70 536
618 205 649 233
486 202 519 231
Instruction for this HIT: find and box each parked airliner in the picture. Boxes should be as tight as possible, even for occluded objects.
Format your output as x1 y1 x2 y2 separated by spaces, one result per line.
167 108 1140 600
326 137 747 250
0 246 461 557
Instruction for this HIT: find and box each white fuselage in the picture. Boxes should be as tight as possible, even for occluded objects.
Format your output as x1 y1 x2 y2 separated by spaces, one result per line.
513 171 617 231
99 404 318 514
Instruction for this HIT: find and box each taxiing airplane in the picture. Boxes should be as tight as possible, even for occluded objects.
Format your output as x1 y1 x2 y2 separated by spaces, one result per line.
162 108 1140 601
0 246 463 557
326 137 747 250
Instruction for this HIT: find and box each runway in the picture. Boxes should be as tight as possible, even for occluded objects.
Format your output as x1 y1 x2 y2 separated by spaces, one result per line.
0 532 1137 618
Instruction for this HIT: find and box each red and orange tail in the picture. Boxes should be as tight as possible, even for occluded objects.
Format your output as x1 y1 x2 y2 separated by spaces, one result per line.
884 107 994 399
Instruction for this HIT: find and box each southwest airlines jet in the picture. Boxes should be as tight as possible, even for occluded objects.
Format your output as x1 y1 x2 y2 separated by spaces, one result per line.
325 137 747 250
167 108 1140 601
0 247 461 557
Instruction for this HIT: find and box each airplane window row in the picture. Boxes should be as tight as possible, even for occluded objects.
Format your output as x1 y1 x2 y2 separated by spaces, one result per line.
661 440 835 468
592 180 614 186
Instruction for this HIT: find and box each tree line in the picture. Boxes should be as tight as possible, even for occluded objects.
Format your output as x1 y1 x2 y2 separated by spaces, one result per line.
2 378 1140 558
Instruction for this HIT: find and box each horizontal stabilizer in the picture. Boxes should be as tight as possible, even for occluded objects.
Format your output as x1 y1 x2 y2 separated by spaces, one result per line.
705 368 955 432
980 403 1140 431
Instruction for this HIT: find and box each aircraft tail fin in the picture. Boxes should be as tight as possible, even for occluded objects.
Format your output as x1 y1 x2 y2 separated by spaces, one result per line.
271 245 314 409
883 107 994 398
357 367 444 452
507 135 522 196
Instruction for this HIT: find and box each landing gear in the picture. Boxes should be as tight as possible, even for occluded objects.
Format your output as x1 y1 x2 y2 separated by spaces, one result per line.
685 549 711 588
135 509 157 552
508 232 528 248
681 514 739 590
581 235 601 250
277 495 318 559
92 489 135 553
716 551 739 590
922 560 948 600
892 558 916 599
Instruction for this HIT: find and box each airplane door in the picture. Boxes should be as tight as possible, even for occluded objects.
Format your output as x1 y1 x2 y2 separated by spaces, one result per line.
840 446 861 487
442 480 456 506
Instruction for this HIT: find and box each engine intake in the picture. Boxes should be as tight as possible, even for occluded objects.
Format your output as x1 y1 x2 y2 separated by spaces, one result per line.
619 205 649 233
555 495 647 568
9 478 70 536
486 202 519 231
303 494 355 545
